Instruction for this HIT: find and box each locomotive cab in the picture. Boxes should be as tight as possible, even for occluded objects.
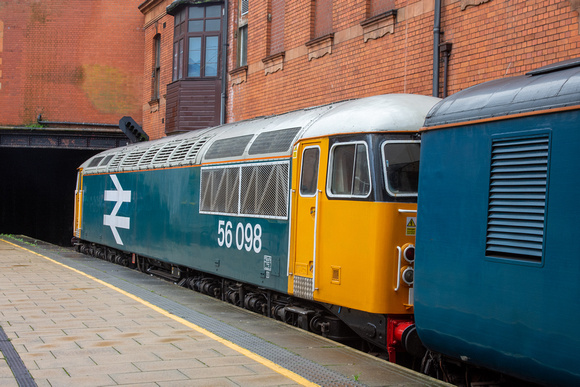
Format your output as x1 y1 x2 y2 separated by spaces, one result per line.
289 127 425 357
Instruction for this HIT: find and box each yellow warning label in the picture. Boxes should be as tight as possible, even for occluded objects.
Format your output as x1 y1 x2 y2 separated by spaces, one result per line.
406 217 417 236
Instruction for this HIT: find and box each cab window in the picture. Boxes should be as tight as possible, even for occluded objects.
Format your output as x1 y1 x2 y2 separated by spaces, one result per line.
328 142 371 197
382 141 420 197
299 147 320 197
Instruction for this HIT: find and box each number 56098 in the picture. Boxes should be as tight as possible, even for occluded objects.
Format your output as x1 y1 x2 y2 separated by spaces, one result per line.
217 220 262 254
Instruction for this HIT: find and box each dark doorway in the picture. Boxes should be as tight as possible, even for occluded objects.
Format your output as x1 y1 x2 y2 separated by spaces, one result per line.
0 148 99 246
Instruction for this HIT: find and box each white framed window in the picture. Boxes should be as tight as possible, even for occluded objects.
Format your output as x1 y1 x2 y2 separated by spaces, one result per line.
327 141 371 198
381 140 420 197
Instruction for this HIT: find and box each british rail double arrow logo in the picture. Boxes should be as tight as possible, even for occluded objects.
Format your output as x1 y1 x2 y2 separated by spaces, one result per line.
103 174 131 245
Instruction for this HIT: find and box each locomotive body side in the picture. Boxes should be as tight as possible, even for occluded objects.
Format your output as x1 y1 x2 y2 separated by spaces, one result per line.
79 163 291 293
415 59 580 385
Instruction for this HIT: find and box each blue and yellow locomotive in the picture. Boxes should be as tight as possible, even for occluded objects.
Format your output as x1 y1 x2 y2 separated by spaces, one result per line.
415 59 580 386
74 59 580 385
73 94 440 360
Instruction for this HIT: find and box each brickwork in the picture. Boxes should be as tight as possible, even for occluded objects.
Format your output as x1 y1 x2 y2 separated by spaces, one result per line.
138 0 580 140
0 0 144 127
371 0 397 16
140 0 175 141
269 0 285 55
315 0 334 38
226 0 580 123
440 0 580 92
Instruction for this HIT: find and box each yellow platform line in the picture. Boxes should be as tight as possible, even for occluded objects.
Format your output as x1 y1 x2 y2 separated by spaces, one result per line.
1 239 318 387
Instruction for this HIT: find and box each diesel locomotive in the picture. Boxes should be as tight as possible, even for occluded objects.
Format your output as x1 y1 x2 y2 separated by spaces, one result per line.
416 58 580 386
73 58 580 386
73 94 440 361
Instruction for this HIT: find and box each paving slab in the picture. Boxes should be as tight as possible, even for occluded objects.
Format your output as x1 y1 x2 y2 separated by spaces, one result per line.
0 236 452 387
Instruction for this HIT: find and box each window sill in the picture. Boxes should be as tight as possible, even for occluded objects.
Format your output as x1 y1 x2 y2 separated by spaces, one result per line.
360 10 397 43
305 33 334 61
262 52 285 75
148 98 160 113
229 65 248 85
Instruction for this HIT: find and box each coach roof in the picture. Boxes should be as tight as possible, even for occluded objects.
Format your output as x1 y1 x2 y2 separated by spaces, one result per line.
424 58 580 128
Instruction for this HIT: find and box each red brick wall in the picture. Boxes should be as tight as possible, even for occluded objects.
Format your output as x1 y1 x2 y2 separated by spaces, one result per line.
269 0 285 55
0 0 144 127
371 0 396 16
226 0 580 122
140 0 580 139
441 0 580 93
315 0 334 38
142 9 175 141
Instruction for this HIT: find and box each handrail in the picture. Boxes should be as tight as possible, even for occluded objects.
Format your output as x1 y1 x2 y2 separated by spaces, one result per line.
395 246 402 291
312 189 321 292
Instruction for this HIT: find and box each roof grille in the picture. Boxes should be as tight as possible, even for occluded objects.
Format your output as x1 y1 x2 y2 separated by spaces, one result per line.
170 139 196 163
107 153 125 171
485 135 550 262
121 149 146 169
152 143 178 165
169 136 212 164
138 144 164 167
186 136 210 161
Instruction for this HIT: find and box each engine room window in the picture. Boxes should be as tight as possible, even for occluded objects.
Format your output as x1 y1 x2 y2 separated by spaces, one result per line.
329 142 371 197
382 141 420 197
200 161 290 219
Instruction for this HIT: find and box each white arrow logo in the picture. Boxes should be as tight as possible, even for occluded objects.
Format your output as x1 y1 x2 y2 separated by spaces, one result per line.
103 174 131 245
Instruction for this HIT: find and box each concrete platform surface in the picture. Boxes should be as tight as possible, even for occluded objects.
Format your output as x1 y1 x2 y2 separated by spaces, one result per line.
0 236 451 387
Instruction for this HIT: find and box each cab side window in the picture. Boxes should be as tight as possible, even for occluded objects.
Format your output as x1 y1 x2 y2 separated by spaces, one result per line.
329 143 371 197
381 141 420 197
300 147 320 196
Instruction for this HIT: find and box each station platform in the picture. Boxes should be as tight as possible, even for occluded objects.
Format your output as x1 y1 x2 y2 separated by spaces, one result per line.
0 236 451 387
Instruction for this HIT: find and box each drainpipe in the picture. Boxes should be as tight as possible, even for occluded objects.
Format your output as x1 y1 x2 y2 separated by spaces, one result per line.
433 0 441 97
440 42 452 98
220 0 229 125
